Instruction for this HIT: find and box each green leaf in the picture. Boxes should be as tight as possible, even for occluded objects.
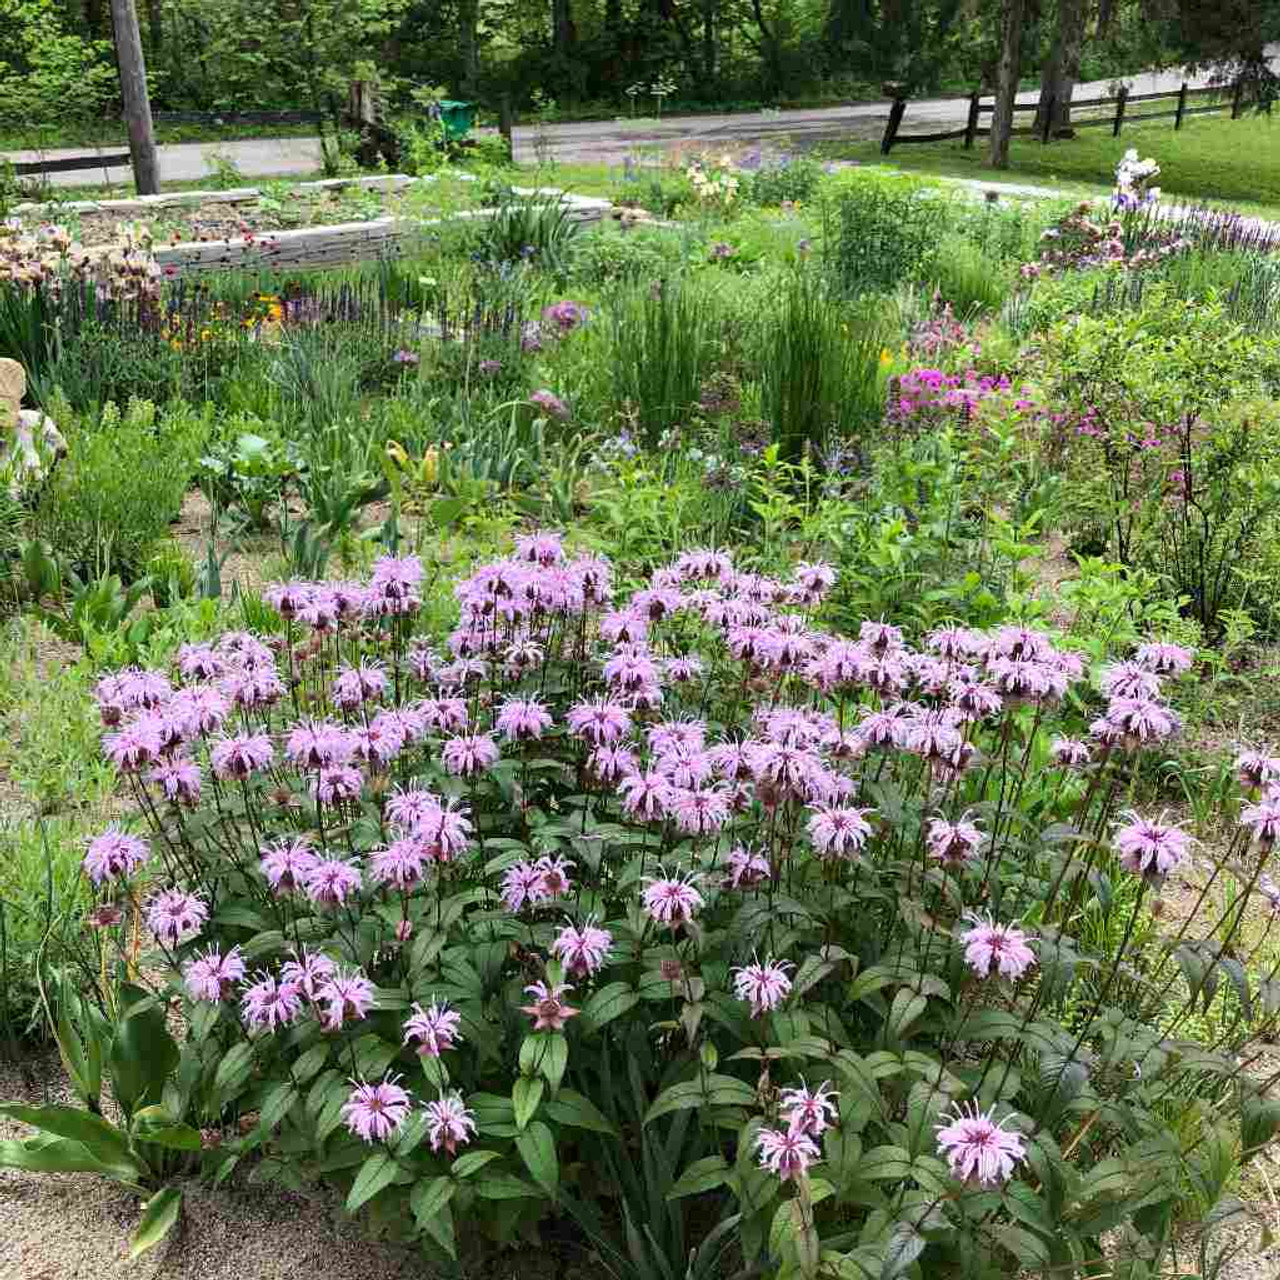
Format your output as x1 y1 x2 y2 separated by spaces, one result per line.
0 1104 130 1163
859 1146 913 1181
513 1077 545 1130
0 1135 141 1182
520 1032 568 1092
129 1187 182 1259
886 991 928 1043
543 1089 619 1136
255 1082 299 1135
881 1221 926 1279
291 1043 330 1085
452 1149 501 1178
411 1174 455 1226
666 1155 730 1200
516 1121 559 1199
580 982 640 1033
644 1074 756 1125
473 1171 541 1200
212 1041 255 1104
110 984 180 1118
132 1122 202 1152
347 1151 400 1212
995 1224 1051 1268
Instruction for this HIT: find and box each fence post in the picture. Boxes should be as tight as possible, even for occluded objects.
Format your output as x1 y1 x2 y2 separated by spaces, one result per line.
499 93 514 147
1231 78 1244 119
1041 94 1055 144
1112 85 1128 137
964 92 980 149
1174 82 1188 130
881 98 907 155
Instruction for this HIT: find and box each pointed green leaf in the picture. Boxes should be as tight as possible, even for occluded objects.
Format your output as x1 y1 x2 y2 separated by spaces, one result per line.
129 1187 182 1259
516 1121 559 1199
543 1088 619 1136
513 1077 545 1130
0 1103 130 1162
346 1151 400 1212
667 1155 730 1200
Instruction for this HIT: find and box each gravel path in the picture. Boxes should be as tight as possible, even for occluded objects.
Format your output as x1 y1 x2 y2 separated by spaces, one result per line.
0 1053 433 1280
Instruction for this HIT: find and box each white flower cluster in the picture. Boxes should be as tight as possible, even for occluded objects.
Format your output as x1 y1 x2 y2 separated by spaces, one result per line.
1113 148 1161 212
685 155 740 209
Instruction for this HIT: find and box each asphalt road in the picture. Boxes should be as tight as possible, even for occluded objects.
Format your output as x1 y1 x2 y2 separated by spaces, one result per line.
5 45 1275 187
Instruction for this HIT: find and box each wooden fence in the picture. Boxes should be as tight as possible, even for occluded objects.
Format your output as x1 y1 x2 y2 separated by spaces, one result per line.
881 79 1257 155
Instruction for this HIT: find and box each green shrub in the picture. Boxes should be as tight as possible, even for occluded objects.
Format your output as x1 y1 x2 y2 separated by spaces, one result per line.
826 172 952 295
923 233 1014 316
570 223 689 286
742 154 823 206
34 398 210 583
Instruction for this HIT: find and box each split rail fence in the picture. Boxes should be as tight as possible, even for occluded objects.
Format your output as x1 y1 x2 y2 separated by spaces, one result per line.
881 79 1260 155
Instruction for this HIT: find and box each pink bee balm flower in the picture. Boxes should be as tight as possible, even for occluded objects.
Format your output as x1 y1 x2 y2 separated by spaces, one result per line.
425 1092 477 1155
669 785 732 835
501 861 550 912
807 805 875 858
725 846 772 889
496 696 554 742
927 817 984 866
183 946 246 1002
588 744 637 783
935 1101 1027 1186
550 919 613 977
521 980 580 1031
260 838 319 893
755 1126 821 1181
779 1081 839 1137
1051 737 1091 768
311 764 364 807
1242 795 1280 847
146 889 209 946
241 973 304 1031
403 1001 463 1057
331 661 389 709
303 856 362 907
441 733 500 777
317 968 375 1031
342 1076 412 1143
1134 641 1194 676
280 948 337 1000
642 869 705 928
732 956 794 1016
515 529 566 564
150 754 203 805
566 698 633 747
529 389 570 420
103 720 163 772
1103 696 1180 745
369 837 431 890
960 914 1037 980
1114 812 1191 881
537 854 574 896
620 770 675 822
1236 752 1280 790
83 827 149 884
210 733 275 781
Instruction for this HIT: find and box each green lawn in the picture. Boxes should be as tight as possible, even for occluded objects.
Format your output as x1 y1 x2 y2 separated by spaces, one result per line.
816 111 1280 216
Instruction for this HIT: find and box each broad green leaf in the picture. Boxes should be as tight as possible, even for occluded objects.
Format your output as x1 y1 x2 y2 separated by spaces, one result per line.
644 1074 756 1125
881 1221 926 1279
543 1089 619 1136
473 1171 541 1200
110 984 179 1118
213 1041 255 1104
255 1082 299 1135
291 1042 330 1085
347 1151 400 1212
886 991 927 1043
516 1121 559 1199
452 1149 501 1178
129 1187 182 1259
666 1154 730 1200
0 1135 141 1183
513 1077 545 1130
0 1103 129 1162
859 1146 913 1181
133 1123 202 1152
580 982 640 1033
995 1224 1051 1268
411 1174 455 1226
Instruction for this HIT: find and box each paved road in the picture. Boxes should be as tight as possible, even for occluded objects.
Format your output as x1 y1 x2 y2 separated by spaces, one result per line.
5 43 1274 187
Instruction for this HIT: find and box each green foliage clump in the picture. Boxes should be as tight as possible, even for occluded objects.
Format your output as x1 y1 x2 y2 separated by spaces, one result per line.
34 398 210 583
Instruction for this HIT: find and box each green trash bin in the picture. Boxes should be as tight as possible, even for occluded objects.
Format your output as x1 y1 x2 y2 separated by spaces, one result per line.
437 100 475 142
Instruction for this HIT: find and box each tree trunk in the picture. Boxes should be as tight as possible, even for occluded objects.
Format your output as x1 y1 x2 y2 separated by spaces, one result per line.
109 0 160 193
144 0 162 60
552 0 575 61
1035 0 1087 135
702 0 717 83
458 0 479 96
988 0 1026 168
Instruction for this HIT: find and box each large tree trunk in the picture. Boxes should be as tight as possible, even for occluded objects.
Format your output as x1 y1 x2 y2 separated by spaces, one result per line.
988 0 1027 168
1035 0 1087 135
457 0 479 96
552 0 575 61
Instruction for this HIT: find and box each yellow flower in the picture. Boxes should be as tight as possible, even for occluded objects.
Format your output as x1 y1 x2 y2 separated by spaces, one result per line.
879 348 893 366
